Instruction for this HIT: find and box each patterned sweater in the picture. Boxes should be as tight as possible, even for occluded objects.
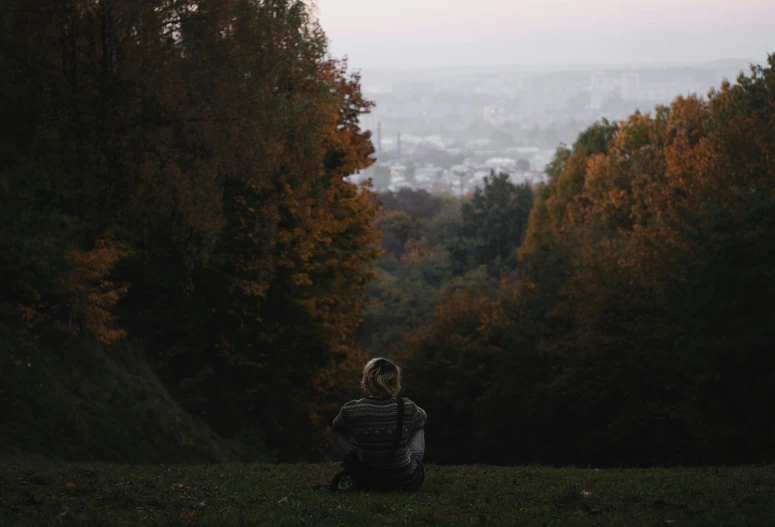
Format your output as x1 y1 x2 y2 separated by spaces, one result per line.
333 396 427 489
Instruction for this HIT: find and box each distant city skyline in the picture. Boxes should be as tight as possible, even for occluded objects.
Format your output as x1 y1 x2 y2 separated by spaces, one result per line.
316 0 774 69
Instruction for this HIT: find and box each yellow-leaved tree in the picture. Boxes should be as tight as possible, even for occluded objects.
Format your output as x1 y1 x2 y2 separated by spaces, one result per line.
60 241 128 345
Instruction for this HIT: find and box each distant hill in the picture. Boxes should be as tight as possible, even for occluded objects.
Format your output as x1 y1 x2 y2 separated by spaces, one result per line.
700 58 760 69
0 327 270 464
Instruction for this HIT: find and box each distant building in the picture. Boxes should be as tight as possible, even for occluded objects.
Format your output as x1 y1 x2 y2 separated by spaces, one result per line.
484 157 517 170
392 81 436 97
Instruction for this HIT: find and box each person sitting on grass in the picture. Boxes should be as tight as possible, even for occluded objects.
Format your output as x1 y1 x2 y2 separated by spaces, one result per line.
327 357 426 492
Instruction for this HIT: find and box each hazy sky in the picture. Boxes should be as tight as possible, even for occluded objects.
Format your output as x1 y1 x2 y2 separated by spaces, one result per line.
316 0 774 69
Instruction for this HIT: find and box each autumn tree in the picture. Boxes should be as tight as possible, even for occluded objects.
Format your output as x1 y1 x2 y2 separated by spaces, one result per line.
517 58 775 464
1 0 383 460
401 57 775 465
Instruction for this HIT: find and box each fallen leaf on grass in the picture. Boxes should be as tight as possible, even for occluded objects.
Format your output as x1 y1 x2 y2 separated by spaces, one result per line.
664 521 676 525
180 510 200 519
580 490 592 498
172 483 186 489
65 482 76 489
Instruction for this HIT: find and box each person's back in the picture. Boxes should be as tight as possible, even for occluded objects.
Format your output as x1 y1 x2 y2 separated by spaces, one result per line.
332 358 426 491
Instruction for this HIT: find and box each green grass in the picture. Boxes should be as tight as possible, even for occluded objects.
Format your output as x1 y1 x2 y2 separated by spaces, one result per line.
1 461 773 526
0 328 268 464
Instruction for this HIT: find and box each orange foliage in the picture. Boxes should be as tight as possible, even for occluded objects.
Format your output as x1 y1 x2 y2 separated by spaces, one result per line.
17 292 47 326
401 237 436 266
516 58 775 460
3 0 390 459
208 59 382 450
60 241 128 345
290 61 383 429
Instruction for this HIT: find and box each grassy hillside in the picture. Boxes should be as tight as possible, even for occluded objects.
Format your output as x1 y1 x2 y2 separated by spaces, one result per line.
0 328 268 464
1 461 772 526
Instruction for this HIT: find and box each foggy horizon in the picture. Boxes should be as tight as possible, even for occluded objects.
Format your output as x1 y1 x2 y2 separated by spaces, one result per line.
317 0 773 70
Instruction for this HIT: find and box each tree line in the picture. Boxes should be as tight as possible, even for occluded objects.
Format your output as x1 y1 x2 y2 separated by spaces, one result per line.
359 176 534 358
1 0 378 460
2 0 773 466
398 57 775 465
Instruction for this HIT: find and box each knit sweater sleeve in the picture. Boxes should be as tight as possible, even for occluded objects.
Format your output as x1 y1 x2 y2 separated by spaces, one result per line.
332 401 355 435
410 402 427 432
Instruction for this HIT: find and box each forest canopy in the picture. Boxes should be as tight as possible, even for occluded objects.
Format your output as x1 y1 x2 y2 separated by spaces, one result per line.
1 0 773 466
1 0 379 460
399 57 775 465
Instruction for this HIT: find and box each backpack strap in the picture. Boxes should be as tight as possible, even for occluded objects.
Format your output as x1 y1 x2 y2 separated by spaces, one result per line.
390 397 405 458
